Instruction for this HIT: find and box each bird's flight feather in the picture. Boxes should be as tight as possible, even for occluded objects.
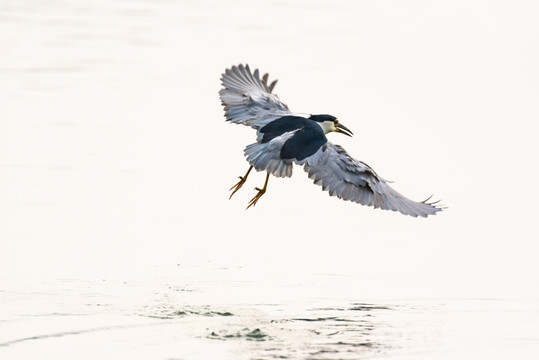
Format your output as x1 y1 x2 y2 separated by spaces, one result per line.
219 64 292 129
300 143 442 217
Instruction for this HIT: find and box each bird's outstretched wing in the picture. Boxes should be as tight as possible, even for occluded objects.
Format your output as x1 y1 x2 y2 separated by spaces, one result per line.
301 142 442 217
220 64 292 129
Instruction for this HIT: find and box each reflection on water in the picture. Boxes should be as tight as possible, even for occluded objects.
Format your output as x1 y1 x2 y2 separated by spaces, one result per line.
141 295 397 359
0 266 416 359
2 264 538 359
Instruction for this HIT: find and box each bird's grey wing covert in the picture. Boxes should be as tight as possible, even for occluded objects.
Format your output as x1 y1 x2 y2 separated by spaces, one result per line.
219 64 292 129
300 142 442 217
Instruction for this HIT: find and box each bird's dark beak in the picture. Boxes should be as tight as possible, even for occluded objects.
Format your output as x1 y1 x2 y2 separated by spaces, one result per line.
336 123 353 137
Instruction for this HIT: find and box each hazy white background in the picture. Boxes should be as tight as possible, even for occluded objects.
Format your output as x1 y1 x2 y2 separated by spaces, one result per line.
1 0 539 359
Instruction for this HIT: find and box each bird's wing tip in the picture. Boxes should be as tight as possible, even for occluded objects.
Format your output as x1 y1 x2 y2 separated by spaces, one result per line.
422 196 446 217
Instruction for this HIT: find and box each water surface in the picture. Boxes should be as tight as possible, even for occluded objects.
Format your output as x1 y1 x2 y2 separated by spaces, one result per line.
2 1 539 359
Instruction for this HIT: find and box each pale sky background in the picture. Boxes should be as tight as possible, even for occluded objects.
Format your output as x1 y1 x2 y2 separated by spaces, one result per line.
1 0 539 302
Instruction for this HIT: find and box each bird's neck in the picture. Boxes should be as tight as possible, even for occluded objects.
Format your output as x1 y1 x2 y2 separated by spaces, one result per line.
316 121 334 134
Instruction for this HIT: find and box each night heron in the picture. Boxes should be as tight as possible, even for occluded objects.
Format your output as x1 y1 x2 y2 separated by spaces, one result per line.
219 64 442 217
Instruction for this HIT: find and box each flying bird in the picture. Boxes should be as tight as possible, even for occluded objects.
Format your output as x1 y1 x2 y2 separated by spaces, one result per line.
219 64 442 217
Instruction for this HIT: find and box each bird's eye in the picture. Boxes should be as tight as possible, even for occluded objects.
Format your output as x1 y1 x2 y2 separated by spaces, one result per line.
334 120 338 125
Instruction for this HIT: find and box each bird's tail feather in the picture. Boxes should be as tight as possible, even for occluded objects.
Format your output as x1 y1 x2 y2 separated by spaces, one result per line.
244 142 293 178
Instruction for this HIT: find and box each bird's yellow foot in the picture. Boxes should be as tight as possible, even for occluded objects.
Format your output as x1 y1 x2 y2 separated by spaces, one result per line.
229 176 247 199
229 166 253 199
246 173 269 209
246 187 266 209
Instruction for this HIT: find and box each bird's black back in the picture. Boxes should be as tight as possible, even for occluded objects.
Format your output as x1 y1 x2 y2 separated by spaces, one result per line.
259 116 327 161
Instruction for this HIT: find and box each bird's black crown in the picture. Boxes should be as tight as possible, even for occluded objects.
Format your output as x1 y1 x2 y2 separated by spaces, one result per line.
309 114 337 122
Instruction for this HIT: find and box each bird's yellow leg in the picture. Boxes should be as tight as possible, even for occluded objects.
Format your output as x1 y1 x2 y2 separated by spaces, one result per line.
246 172 270 209
229 165 253 199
